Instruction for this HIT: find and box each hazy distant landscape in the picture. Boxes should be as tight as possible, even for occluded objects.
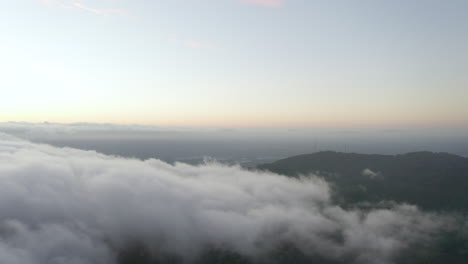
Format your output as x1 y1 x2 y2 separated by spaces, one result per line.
1 122 468 165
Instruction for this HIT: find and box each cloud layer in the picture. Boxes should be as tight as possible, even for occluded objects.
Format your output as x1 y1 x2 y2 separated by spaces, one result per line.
0 133 461 264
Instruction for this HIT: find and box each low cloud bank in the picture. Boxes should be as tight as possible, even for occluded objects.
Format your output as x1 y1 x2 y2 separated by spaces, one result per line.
0 133 462 264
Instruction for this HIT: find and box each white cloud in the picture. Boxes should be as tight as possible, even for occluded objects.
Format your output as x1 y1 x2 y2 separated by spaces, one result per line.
241 0 284 8
362 168 383 179
0 133 460 263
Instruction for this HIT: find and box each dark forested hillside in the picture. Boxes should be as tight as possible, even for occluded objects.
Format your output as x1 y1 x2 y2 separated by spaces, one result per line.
259 151 468 211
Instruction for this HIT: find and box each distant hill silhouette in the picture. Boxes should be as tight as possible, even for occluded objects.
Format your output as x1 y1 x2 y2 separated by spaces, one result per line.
259 151 468 211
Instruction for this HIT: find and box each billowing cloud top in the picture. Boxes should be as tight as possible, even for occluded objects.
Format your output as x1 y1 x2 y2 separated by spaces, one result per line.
0 133 462 264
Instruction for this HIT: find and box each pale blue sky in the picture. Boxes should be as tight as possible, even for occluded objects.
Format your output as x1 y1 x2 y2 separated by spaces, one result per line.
1 0 467 127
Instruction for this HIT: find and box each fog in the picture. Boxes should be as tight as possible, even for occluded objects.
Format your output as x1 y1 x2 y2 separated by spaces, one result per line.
0 132 464 264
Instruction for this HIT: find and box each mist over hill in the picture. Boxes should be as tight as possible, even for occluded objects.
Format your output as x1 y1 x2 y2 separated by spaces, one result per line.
0 133 466 264
0 125 466 264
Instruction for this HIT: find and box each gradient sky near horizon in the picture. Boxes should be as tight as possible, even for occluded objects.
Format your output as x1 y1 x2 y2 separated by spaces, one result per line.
1 0 467 128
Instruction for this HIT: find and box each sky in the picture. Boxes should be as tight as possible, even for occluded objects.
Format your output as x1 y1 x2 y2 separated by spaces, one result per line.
1 0 467 128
